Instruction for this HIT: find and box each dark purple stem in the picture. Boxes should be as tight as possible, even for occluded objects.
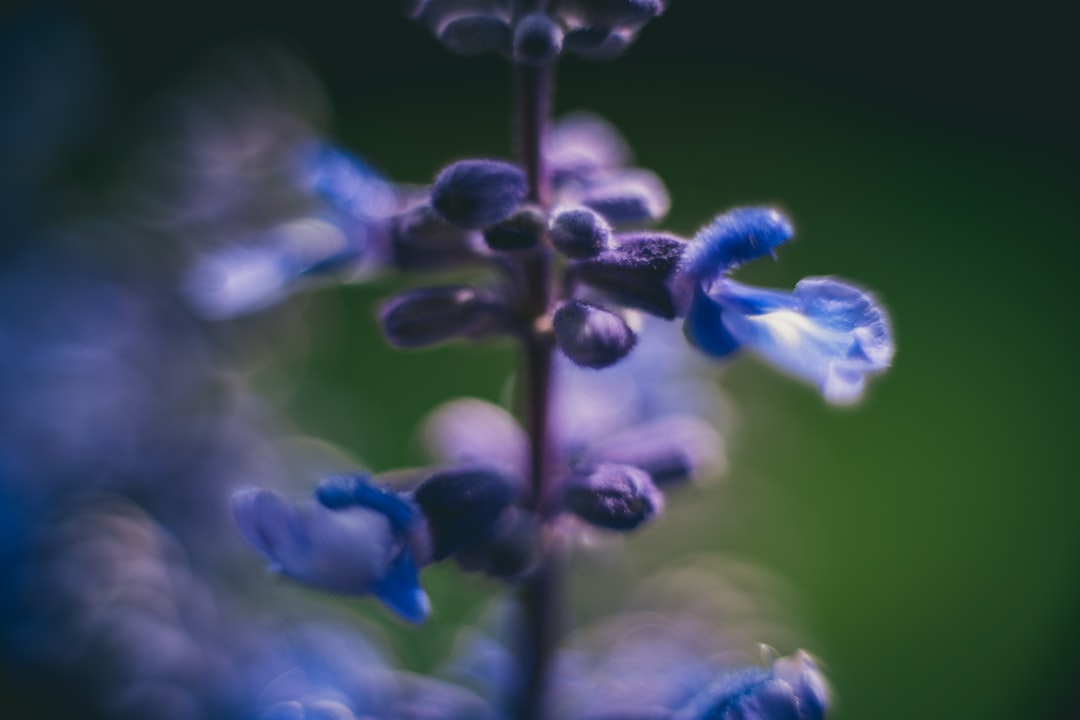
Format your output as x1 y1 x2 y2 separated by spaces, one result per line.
514 55 559 720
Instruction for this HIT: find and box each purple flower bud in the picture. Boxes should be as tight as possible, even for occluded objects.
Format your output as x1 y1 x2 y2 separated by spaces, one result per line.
563 463 663 531
439 15 512 56
454 508 539 578
549 206 612 259
431 160 527 229
483 205 546 251
572 233 687 318
513 13 563 66
546 112 630 184
391 204 488 271
553 300 637 369
380 285 507 348
580 169 670 227
414 466 518 560
585 414 725 485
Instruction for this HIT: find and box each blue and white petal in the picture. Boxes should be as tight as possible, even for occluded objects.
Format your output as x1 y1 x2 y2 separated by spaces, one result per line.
231 488 430 622
185 216 372 319
692 277 894 404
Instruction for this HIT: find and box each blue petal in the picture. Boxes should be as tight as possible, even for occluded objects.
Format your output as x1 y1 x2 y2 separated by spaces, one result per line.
682 207 794 281
301 142 398 221
676 651 828 720
702 277 894 404
315 474 417 535
684 286 741 359
184 217 369 319
231 488 397 596
371 548 431 624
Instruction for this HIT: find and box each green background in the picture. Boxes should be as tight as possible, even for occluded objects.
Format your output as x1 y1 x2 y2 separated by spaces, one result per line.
8 2 1079 718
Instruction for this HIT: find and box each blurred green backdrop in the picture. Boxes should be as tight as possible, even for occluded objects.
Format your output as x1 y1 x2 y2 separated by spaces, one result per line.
7 1 1078 719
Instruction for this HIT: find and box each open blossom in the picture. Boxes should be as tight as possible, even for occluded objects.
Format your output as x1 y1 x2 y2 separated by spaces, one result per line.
679 207 895 404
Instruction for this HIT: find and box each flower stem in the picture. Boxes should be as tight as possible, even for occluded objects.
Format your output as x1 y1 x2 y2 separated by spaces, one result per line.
514 56 559 720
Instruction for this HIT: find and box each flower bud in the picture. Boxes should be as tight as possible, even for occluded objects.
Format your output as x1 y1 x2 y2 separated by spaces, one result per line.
391 204 487 271
431 159 527 229
571 233 687 318
414 466 518 560
483 205 546 251
549 206 612 259
553 300 636 369
513 13 563 66
580 169 670 227
380 285 507 348
563 463 663 531
439 15 511 56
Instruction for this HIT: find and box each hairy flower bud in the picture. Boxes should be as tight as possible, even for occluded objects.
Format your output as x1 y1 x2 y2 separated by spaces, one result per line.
514 13 563 66
414 467 518 560
431 160 527 229
563 463 663 531
572 232 687 318
553 300 637 369
380 285 507 348
549 206 612 259
391 204 488 271
483 205 546 251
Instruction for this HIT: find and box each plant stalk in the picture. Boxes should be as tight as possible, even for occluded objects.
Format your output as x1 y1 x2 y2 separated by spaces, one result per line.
514 56 559 720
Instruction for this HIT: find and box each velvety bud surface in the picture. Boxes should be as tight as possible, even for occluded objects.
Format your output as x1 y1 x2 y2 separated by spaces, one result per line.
573 233 687 318
483 205 546 251
549 206 612 258
431 160 527 229
563 463 663 530
391 204 488 271
514 13 563 66
553 300 637 369
380 285 506 348
414 466 518 560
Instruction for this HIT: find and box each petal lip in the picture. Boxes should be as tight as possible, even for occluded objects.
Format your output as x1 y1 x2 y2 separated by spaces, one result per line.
696 276 894 404
682 206 794 281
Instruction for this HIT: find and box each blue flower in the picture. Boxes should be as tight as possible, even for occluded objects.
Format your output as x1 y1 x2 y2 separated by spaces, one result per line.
675 650 828 720
231 486 431 624
185 143 398 319
680 207 894 404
